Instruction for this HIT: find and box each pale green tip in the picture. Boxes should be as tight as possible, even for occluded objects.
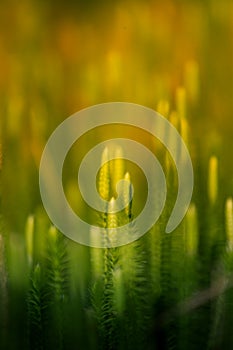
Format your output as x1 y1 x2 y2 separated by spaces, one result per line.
208 156 218 205
25 215 34 267
225 198 233 251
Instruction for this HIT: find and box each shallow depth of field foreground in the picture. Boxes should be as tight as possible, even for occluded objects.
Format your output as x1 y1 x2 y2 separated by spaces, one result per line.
0 0 233 349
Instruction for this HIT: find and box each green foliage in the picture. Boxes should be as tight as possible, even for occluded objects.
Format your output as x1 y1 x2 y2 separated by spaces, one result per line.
1 151 233 350
27 227 70 350
1 1 232 348
0 219 8 350
28 264 48 350
2 139 233 349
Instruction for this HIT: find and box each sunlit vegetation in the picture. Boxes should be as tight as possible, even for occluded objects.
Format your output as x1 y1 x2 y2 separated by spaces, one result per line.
1 0 233 349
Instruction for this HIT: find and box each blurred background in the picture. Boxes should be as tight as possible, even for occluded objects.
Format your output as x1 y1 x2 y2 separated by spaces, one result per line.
0 0 233 233
1 1 233 349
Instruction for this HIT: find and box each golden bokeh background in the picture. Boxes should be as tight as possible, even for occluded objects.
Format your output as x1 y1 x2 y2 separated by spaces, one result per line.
1 0 233 231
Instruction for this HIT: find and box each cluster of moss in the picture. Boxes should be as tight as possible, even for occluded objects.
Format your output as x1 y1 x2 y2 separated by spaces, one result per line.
1 1 233 349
